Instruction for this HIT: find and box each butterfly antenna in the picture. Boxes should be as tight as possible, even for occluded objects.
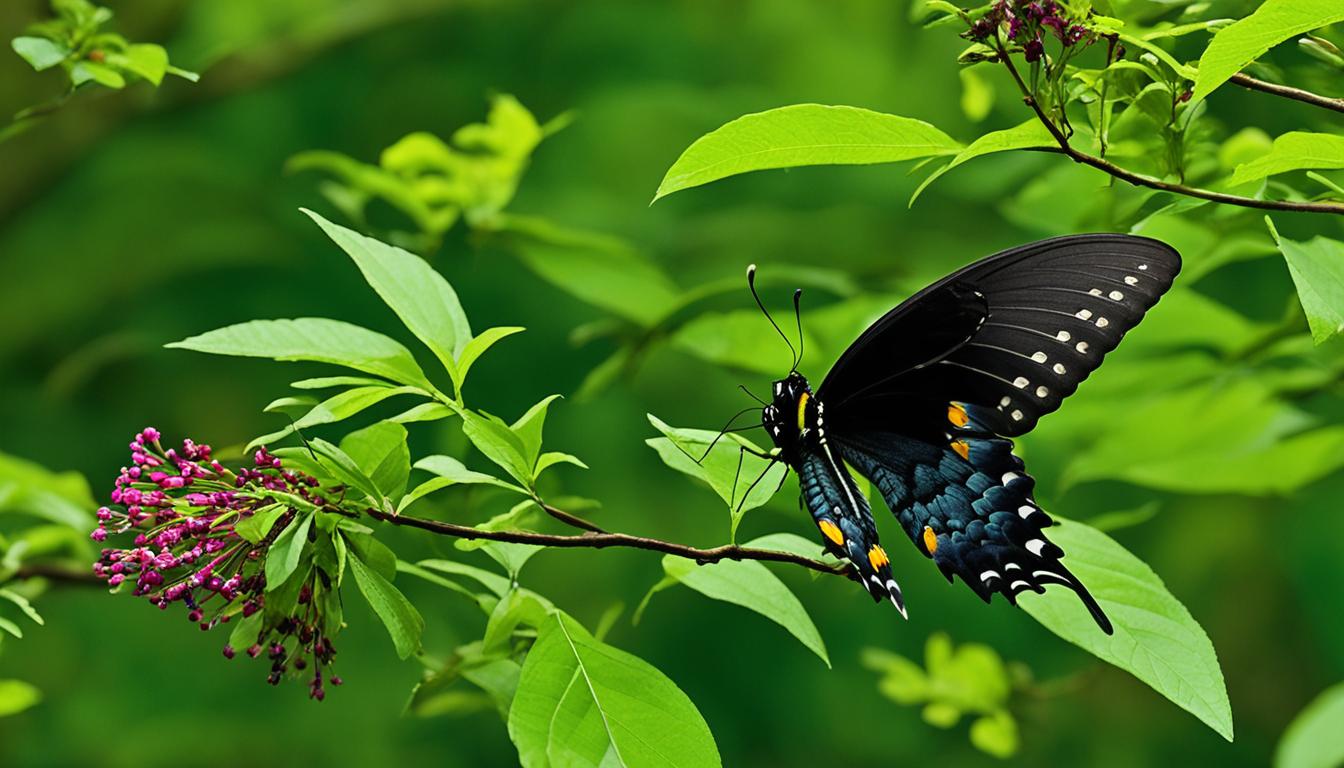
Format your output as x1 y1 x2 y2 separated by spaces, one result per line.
738 385 768 406
747 264 797 370
792 288 804 372
695 406 759 464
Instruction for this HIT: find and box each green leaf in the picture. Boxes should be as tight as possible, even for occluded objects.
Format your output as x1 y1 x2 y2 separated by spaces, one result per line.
70 61 124 89
910 120 1055 206
533 452 588 480
11 37 69 71
461 410 533 486
1269 223 1344 344
645 415 786 540
390 402 456 424
342 531 397 581
339 421 411 504
969 711 1019 759
1191 0 1344 103
654 104 961 200
959 66 994 123
304 209 472 374
265 512 313 590
116 43 167 85
408 558 511 598
234 505 285 544
166 64 199 82
0 617 21 639
0 451 95 529
1018 519 1232 741
456 327 524 389
412 454 527 493
660 555 829 666
0 680 41 718
167 318 432 389
1275 682 1344 768
511 394 561 470
482 588 550 653
228 611 263 653
290 375 393 390
0 590 42 626
1229 132 1344 186
508 611 721 768
246 385 422 451
308 438 385 507
348 549 423 659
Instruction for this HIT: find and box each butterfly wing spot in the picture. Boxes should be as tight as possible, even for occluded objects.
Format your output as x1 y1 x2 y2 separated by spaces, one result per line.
818 518 845 547
1012 376 1029 389
1138 263 1149 270
868 544 891 570
1056 330 1071 341
1031 351 1048 363
951 439 970 461
1075 341 1089 353
1108 290 1124 300
1088 288 1102 296
796 391 811 430
1096 316 1109 328
1010 409 1024 421
947 402 970 427
1124 275 1139 285
1034 386 1049 398
922 525 939 555
1075 309 1093 320
1053 363 1066 374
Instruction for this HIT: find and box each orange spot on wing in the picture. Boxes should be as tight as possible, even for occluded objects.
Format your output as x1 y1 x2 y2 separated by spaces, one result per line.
819 519 844 546
947 402 970 428
922 526 938 555
951 439 970 461
868 545 890 570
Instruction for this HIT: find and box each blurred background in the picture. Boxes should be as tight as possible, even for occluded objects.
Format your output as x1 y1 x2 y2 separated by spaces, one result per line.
2 0 1342 765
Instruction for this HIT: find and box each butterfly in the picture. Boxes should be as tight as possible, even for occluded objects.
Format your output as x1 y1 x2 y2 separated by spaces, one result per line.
749 234 1180 634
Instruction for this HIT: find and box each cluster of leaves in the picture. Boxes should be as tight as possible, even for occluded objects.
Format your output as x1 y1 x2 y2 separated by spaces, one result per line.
163 211 727 762
0 451 98 717
863 633 1025 758
10 0 197 96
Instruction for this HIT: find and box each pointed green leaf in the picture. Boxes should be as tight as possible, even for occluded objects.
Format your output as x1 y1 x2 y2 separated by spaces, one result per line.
348 549 424 659
508 611 721 767
167 318 432 389
655 104 961 200
1192 0 1344 103
265 512 313 589
1230 132 1344 186
461 411 532 486
1018 519 1232 741
247 386 422 451
661 555 829 666
1276 682 1344 768
910 120 1055 206
0 680 41 717
304 210 472 371
340 421 411 504
11 37 69 71
1269 223 1344 344
234 503 286 544
457 327 524 388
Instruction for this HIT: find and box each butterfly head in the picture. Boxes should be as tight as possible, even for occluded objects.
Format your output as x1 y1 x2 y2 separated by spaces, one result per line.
762 371 816 461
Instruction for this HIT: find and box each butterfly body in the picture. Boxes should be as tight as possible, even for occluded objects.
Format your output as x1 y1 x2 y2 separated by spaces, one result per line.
756 234 1182 635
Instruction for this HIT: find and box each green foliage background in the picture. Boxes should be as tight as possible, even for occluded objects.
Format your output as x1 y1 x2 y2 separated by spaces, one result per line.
1 0 1342 765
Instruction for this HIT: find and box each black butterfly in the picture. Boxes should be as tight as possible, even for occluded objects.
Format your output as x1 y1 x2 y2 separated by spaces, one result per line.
750 234 1180 635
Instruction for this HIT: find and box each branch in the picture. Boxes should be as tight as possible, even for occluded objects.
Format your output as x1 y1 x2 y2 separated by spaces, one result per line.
1230 73 1344 115
993 41 1344 216
13 563 103 586
365 508 853 579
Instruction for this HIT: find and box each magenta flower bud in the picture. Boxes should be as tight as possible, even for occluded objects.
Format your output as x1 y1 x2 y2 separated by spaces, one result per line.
222 644 236 660
330 676 343 686
141 427 160 442
91 527 108 542
247 644 263 658
108 573 125 586
1025 38 1044 61
96 507 113 521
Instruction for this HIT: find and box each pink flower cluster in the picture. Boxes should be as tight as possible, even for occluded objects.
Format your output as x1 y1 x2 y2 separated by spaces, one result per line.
966 0 1094 60
94 428 343 699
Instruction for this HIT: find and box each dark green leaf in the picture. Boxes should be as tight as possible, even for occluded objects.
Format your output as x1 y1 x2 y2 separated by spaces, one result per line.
265 512 313 589
1269 223 1344 344
348 549 424 659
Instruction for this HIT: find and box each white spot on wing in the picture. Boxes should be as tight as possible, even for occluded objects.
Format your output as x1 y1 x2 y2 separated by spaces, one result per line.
1053 363 1066 374
1010 409 1024 421
1012 376 1029 389
1004 563 1021 571
1056 330 1071 341
1026 539 1046 556
999 396 1011 408
1076 309 1093 320
1035 386 1049 398
1096 317 1109 328
1018 505 1034 519
1124 275 1139 285
1002 472 1020 484
1089 288 1103 297
1139 264 1149 271
1109 290 1124 300
1010 580 1030 592
1076 341 1089 353
1031 351 1047 363
980 570 999 583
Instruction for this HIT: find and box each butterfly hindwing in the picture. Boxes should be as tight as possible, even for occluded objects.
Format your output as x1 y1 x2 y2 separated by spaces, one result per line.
837 412 1111 633
796 448 905 615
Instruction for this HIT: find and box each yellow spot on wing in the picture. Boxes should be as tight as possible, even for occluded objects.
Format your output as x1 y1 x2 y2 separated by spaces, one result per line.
797 392 810 430
948 402 970 428
819 519 844 546
868 545 889 570
922 526 938 555
951 439 970 461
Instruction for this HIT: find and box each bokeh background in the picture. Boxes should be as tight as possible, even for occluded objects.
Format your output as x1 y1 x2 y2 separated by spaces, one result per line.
2 0 1342 766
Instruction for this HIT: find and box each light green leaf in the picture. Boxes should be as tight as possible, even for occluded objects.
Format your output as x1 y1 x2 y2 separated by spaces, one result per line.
166 64 199 82
167 318 432 389
0 680 41 718
290 375 392 390
661 555 829 666
456 327 524 389
70 61 124 89
413 454 526 493
340 421 411 504
508 611 721 768
0 590 42 626
910 120 1055 206
246 385 422 451
390 402 457 424
304 209 472 372
511 394 561 470
1230 132 1344 186
533 452 588 480
0 617 21 639
11 37 69 71
234 504 286 544
309 438 385 507
461 410 533 486
959 66 994 123
408 559 511 598
348 549 424 659
265 512 313 590
1276 682 1344 768
228 611 263 654
1018 519 1232 741
0 451 95 529
655 104 960 200
970 711 1019 759
117 43 168 85
1192 0 1344 103
1269 223 1344 344
482 588 550 653
645 415 786 540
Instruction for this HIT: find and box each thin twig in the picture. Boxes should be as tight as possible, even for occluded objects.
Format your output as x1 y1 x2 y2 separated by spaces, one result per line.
366 508 853 579
537 500 607 534
1230 73 1344 115
993 39 1344 216
13 563 103 586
